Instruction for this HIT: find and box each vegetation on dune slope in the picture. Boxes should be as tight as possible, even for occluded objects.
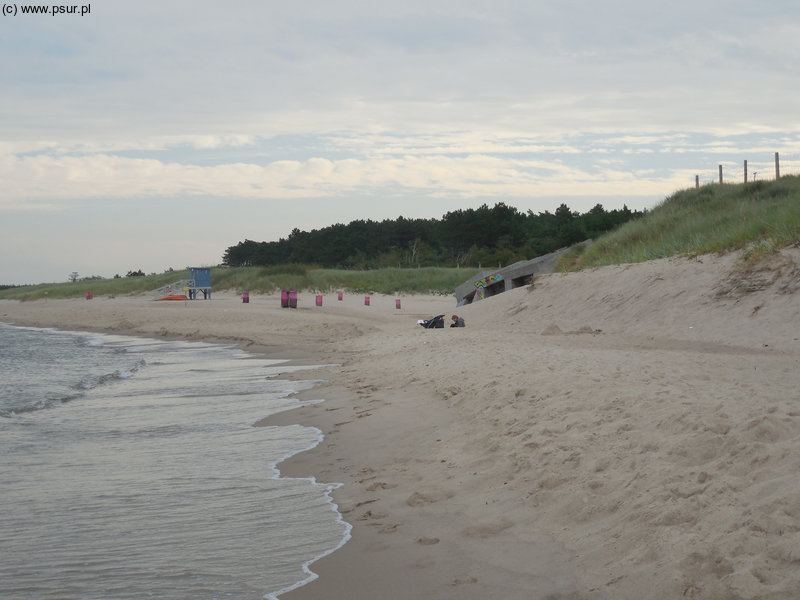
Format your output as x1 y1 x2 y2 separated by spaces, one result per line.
0 266 469 301
558 175 800 271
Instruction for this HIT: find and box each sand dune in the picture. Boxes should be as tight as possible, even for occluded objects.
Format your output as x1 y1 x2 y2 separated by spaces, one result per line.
2 248 799 599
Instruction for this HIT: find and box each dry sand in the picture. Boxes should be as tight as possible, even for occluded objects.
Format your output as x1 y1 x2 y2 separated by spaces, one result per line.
2 249 800 600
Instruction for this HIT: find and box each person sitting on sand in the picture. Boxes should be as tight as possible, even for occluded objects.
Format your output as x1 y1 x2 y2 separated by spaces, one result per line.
450 315 465 328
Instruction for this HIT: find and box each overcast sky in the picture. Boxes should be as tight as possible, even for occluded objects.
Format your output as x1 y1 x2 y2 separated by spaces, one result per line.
2 1 799 284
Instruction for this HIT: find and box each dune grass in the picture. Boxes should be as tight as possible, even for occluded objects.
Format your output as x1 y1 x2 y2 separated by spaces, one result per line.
558 175 800 271
0 272 181 302
0 265 470 301
211 265 468 295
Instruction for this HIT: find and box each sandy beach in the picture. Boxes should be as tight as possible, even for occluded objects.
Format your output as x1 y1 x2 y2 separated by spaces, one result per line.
3 249 800 600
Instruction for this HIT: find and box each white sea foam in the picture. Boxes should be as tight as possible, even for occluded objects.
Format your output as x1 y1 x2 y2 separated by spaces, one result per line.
265 423 354 600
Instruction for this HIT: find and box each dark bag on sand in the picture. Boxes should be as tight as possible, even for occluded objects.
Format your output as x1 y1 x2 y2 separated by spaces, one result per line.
419 314 445 329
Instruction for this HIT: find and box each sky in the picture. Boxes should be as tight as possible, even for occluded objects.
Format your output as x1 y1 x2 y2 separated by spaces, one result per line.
2 0 800 284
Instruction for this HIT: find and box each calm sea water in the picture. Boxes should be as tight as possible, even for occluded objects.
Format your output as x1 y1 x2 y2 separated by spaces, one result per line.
0 323 350 600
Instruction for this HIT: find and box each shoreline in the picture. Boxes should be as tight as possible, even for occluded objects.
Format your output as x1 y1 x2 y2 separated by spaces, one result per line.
3 251 800 599
261 414 353 600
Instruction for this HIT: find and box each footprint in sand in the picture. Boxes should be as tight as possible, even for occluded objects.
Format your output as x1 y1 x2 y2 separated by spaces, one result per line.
354 498 379 508
463 519 513 539
406 489 454 506
450 577 478 586
366 481 397 491
416 537 440 545
357 510 387 521
541 324 563 335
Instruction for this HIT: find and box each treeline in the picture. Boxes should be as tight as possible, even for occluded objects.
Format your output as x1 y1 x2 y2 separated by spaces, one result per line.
223 202 643 269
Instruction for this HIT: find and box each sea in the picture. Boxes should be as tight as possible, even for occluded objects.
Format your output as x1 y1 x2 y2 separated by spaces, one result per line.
0 322 350 600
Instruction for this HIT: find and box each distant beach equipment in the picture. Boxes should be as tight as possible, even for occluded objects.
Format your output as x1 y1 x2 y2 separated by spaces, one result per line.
396 298 401 309
85 291 93 300
153 267 211 301
316 295 323 306
241 292 249 303
364 295 370 306
280 290 289 308
338 291 343 301
289 290 298 308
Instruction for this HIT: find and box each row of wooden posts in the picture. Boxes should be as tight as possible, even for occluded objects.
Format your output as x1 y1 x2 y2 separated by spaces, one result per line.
696 152 782 187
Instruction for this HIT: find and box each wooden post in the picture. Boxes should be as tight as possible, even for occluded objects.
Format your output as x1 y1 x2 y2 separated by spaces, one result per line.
775 152 780 179
719 164 723 184
695 175 699 188
744 160 748 183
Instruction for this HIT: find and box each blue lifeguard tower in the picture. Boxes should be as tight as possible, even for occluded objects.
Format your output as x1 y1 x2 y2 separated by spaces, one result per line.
186 266 211 300
153 266 212 301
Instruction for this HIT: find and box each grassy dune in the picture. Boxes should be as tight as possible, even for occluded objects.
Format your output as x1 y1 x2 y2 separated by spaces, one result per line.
559 175 800 270
213 265 468 296
0 266 469 301
0 272 181 302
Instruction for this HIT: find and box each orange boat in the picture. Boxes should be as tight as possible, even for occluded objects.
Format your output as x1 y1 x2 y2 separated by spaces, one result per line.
155 294 189 301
